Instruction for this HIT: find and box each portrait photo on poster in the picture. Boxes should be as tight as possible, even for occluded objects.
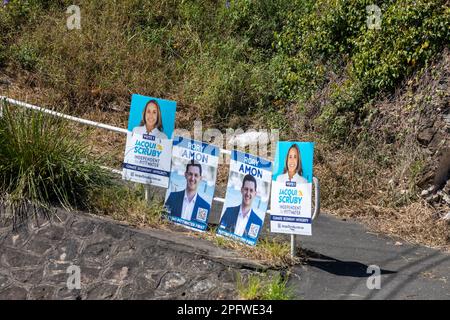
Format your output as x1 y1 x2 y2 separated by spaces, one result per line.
217 150 272 246
122 94 177 188
164 137 219 232
127 94 176 140
270 142 314 236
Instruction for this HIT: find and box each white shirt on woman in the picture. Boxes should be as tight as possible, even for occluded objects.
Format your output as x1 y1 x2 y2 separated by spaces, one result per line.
276 172 308 185
132 126 168 140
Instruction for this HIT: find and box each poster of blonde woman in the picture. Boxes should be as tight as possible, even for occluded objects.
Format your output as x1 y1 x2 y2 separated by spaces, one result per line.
270 142 314 235
122 94 176 188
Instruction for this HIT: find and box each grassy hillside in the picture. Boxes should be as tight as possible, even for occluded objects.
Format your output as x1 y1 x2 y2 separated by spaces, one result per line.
0 0 448 247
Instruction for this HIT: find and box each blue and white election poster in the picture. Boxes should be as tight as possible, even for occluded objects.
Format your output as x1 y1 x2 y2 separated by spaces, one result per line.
164 137 219 232
217 151 272 246
122 94 177 188
270 142 314 236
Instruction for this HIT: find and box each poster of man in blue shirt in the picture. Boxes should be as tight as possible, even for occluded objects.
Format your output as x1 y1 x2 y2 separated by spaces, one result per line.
219 174 262 238
164 137 219 231
165 160 211 224
217 150 272 246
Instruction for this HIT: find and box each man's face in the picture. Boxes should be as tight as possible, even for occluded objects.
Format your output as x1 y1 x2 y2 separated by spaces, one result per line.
185 165 201 192
241 180 257 208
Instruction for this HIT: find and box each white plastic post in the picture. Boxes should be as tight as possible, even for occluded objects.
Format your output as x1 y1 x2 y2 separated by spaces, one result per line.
144 185 150 203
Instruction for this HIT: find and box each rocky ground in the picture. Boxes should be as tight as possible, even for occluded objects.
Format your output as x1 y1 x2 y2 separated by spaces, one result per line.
0 209 266 300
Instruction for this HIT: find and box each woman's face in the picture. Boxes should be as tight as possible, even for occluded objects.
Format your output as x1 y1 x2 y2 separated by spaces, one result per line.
145 103 158 130
287 147 298 175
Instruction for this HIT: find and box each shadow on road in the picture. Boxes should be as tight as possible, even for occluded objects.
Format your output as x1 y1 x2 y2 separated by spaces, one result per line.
303 250 396 278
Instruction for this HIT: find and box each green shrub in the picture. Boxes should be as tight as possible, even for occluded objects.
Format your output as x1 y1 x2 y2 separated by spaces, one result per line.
273 0 449 142
12 42 41 71
0 43 6 67
0 103 114 226
351 0 449 94
0 0 448 142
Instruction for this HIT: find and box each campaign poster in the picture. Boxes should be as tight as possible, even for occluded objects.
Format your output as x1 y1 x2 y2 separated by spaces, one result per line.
217 150 272 246
164 136 219 231
122 94 176 188
270 142 314 235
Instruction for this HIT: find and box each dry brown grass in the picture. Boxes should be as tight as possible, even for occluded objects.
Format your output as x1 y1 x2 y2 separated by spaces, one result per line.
315 144 449 251
193 230 300 268
334 201 449 251
89 184 171 230
306 50 450 251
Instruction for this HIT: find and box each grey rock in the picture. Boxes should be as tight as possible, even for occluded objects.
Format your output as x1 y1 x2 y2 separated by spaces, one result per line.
159 272 186 291
36 225 65 241
47 238 81 262
23 238 53 256
417 128 435 145
69 219 97 238
3 227 32 248
0 274 9 290
431 193 441 202
135 269 161 291
10 267 43 284
0 286 28 299
43 261 73 285
97 223 126 240
103 257 141 284
29 285 55 300
55 287 82 300
117 283 137 300
85 283 118 300
78 265 103 284
190 279 214 293
81 241 113 263
0 210 268 300
2 249 41 268
442 212 450 221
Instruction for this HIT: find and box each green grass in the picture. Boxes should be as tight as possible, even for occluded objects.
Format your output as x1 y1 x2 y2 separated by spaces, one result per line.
0 102 114 226
261 273 295 300
1 0 447 136
89 182 168 227
236 272 295 300
255 238 292 266
237 274 262 300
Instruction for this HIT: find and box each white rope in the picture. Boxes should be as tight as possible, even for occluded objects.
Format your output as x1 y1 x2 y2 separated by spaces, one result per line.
0 96 128 134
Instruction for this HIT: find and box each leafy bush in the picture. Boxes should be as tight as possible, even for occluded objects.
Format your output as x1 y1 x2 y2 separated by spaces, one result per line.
12 42 41 71
0 103 113 226
274 0 449 142
0 0 448 141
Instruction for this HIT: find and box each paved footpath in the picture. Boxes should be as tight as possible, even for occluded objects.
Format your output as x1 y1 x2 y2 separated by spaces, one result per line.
0 210 266 300
289 214 450 300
